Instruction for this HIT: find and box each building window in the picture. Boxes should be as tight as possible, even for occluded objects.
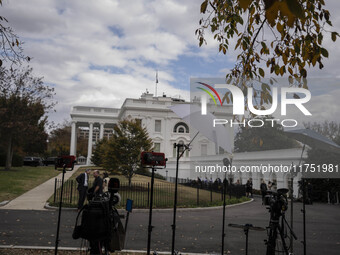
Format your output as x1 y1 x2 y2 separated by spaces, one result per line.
201 144 207 156
155 120 161 132
135 119 142 127
153 143 161 152
173 122 189 133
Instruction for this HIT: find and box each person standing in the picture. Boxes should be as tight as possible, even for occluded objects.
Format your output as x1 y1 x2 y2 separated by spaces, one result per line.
92 170 103 196
76 168 90 211
268 181 272 191
103 172 110 193
260 180 268 205
245 180 251 197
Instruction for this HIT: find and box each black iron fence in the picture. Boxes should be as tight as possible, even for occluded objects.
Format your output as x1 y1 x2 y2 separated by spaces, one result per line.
52 178 246 208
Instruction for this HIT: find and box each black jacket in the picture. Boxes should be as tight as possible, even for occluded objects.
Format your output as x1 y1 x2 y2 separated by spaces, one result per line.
76 173 88 190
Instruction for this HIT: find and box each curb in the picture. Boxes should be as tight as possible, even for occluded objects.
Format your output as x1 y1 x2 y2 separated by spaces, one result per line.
44 198 254 213
0 245 209 255
0 200 10 207
44 202 77 211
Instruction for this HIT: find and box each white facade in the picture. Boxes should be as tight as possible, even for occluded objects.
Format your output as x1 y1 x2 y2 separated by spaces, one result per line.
70 92 305 196
70 93 233 165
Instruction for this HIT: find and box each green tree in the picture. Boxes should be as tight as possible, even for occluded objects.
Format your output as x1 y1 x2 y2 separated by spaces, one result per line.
235 116 298 152
93 119 153 186
91 138 108 167
197 0 338 110
0 66 55 170
47 123 72 156
304 121 340 145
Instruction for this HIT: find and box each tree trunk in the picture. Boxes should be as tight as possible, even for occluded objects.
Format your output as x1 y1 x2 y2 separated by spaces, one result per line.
5 134 13 170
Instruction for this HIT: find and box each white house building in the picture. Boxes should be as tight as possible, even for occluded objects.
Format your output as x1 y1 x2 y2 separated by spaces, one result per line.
70 92 305 197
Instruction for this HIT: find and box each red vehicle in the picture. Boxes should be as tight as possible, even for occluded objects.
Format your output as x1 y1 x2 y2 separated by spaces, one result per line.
55 155 77 170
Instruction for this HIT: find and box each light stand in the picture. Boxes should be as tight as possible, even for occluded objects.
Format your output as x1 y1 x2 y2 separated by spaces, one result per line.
297 144 307 255
301 178 307 255
54 164 66 255
171 132 198 255
171 143 189 255
228 223 265 255
221 178 228 255
141 151 167 255
288 162 296 254
221 157 232 255
147 165 156 255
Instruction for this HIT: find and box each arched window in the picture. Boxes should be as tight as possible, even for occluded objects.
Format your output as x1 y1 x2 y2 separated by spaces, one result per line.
173 122 189 133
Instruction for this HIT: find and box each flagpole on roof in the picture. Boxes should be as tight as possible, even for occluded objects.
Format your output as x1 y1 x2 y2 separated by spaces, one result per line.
155 70 158 97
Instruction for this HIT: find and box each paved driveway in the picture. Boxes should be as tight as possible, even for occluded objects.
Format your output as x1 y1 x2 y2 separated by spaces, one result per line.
0 198 339 254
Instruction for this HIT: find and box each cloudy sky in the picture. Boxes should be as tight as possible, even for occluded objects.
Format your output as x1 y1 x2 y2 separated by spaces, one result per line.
2 0 340 127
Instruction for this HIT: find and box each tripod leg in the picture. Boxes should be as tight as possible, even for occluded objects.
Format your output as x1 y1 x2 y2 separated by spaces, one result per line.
245 228 249 255
277 224 289 255
266 222 277 255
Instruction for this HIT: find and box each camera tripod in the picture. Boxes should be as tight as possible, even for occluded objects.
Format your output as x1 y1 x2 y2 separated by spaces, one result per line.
265 190 297 255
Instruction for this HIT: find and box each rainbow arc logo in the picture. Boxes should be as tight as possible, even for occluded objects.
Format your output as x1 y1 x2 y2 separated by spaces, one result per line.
196 82 223 106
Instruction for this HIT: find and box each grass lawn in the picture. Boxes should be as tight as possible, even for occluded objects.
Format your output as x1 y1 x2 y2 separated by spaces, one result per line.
49 167 250 208
0 166 60 202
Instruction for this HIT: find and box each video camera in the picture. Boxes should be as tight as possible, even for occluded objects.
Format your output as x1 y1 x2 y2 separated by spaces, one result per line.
264 188 289 216
73 177 125 252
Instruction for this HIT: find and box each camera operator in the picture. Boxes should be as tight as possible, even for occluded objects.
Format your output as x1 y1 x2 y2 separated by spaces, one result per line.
260 180 268 205
92 170 104 196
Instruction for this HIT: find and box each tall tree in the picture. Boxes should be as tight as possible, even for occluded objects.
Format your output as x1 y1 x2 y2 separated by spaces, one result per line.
92 119 153 186
304 121 340 145
47 123 72 157
0 66 55 169
197 0 338 110
91 138 108 167
235 116 298 152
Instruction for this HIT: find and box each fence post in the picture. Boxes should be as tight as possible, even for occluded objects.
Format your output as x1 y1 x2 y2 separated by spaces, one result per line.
328 191 330 204
147 182 150 207
70 180 73 204
197 183 199 206
54 178 57 203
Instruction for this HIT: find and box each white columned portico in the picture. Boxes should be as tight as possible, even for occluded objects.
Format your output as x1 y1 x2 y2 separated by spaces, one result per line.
70 121 77 155
87 122 94 165
99 122 105 139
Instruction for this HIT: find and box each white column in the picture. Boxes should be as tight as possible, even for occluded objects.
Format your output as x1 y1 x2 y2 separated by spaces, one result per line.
99 122 105 139
87 122 94 165
70 121 76 155
164 117 171 157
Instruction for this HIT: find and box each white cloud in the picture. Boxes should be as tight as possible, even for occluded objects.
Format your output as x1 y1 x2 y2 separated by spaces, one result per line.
1 0 340 126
